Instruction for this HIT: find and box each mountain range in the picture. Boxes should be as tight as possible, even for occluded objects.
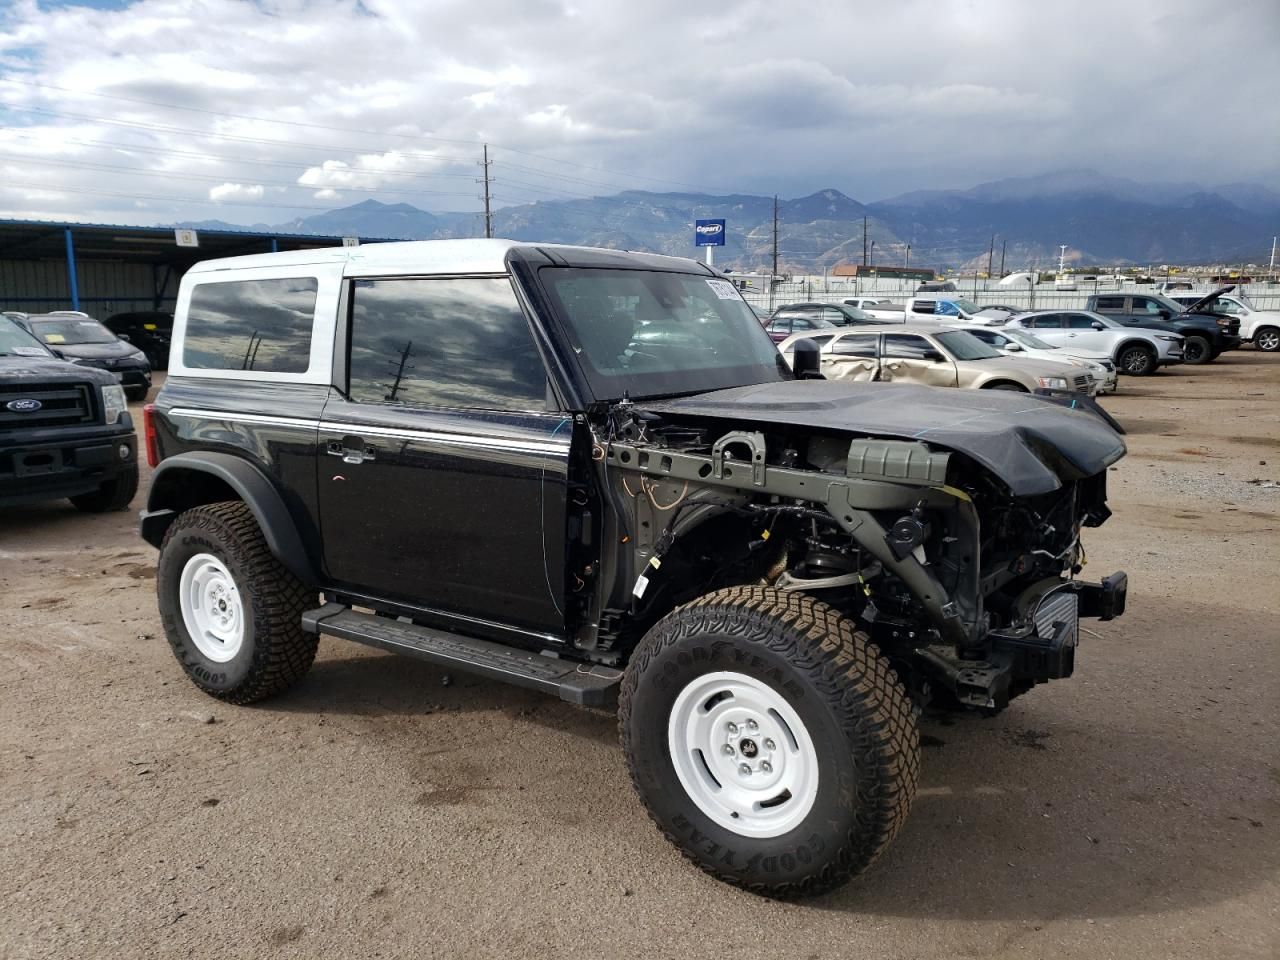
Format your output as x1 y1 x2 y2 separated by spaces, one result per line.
177 169 1280 274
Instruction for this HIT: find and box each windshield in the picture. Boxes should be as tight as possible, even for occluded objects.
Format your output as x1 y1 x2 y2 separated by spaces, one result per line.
952 298 982 315
540 267 789 400
29 317 118 345
936 330 1003 360
1 319 54 357
838 306 871 322
1003 328 1057 350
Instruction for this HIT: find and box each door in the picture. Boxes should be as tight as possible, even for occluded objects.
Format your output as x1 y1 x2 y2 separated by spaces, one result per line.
317 275 571 636
1023 313 1068 346
878 333 957 386
1059 312 1114 352
822 332 880 380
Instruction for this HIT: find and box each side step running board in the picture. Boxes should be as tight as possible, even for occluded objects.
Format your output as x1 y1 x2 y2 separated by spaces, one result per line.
302 603 623 708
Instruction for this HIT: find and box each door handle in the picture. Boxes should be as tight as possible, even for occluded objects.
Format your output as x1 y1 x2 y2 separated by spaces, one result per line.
326 438 376 464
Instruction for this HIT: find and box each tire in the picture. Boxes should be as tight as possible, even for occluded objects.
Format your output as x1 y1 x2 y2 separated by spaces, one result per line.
157 500 317 704
125 385 148 402
1117 343 1157 376
1255 326 1280 352
620 586 919 898
69 465 138 513
1182 334 1212 364
984 382 1027 391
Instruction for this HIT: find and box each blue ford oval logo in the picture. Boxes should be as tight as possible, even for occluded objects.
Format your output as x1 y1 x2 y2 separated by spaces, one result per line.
6 398 42 413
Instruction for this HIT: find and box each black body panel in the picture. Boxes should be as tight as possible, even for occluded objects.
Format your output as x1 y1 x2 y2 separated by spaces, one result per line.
643 379 1127 496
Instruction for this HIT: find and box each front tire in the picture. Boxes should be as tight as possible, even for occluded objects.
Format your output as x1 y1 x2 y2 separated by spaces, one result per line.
620 587 919 897
69 465 138 512
1182 334 1212 364
157 501 317 704
1255 326 1280 352
1117 343 1157 375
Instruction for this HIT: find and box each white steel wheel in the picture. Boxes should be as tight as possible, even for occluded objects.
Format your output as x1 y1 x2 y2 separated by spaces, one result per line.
667 670 820 839
178 552 245 663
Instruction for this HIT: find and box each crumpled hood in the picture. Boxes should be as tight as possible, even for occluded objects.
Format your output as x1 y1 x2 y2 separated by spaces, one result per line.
642 379 1127 496
0 355 116 385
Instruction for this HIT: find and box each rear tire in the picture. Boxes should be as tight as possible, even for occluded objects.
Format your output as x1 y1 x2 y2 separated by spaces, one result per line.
1255 326 1280 352
1182 334 1211 364
157 501 318 704
1117 344 1157 376
69 465 138 512
620 586 919 898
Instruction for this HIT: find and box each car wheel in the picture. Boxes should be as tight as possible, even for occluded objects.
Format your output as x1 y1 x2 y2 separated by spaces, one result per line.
1182 335 1211 364
984 382 1027 391
157 501 318 704
1117 344 1156 376
69 465 139 513
1255 327 1280 352
125 385 148 402
620 586 919 897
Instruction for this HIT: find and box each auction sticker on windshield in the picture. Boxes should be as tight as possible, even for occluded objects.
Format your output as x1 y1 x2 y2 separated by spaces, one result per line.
705 279 739 300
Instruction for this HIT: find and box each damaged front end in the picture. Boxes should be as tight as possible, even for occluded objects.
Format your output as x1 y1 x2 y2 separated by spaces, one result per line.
588 388 1128 714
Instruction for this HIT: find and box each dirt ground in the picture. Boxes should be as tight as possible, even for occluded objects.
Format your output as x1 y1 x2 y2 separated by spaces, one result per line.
2 355 1278 960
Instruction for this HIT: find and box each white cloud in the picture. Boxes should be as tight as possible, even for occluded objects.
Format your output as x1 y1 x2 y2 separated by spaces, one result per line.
209 182 264 201
0 0 1274 227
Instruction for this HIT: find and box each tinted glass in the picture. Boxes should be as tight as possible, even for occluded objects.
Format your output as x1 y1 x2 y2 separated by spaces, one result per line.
1030 314 1063 329
541 268 788 400
29 318 118 346
1094 297 1125 311
1066 313 1097 329
793 317 814 330
766 318 792 335
882 334 934 359
184 278 317 372
831 334 877 357
935 331 1001 360
348 277 546 411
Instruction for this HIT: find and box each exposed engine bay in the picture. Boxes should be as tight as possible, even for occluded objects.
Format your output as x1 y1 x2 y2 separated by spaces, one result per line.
567 392 1129 714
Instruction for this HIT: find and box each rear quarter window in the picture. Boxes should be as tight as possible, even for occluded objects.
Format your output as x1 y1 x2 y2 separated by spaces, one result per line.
183 277 319 373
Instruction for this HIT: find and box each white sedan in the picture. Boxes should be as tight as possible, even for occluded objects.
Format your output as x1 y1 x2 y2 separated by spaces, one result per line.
959 325 1119 394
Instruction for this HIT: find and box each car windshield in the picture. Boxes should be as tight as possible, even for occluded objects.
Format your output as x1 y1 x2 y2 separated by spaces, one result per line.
935 330 1003 360
29 317 118 345
540 267 790 400
839 306 871 322
951 298 982 315
1003 328 1057 350
0 319 53 357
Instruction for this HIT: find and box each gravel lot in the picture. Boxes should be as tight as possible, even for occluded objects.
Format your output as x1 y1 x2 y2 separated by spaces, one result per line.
2 354 1278 960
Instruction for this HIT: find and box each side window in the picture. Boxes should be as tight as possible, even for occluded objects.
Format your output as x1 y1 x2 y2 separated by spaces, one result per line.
831 334 877 357
1130 297 1162 315
910 299 936 315
1212 298 1240 314
1066 314 1097 329
347 277 546 411
766 318 792 336
882 334 934 359
821 307 844 324
1030 314 1062 329
1093 296 1125 311
792 317 814 330
966 328 1001 345
184 277 318 373
934 300 960 317
799 334 836 350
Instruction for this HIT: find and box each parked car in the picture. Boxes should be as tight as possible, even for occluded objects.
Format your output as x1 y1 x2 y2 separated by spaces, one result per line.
916 280 957 292
1085 292 1240 364
0 316 138 511
842 297 891 311
959 324 1118 394
104 310 174 370
138 239 1127 898
973 304 1024 321
778 323 1098 394
763 301 878 343
905 295 996 325
1164 286 1280 353
1005 310 1184 376
14 311 152 399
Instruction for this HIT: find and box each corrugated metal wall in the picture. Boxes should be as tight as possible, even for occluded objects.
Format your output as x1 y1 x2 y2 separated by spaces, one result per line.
0 258 176 316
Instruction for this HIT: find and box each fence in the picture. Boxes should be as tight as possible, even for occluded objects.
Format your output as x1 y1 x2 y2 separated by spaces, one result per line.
741 278 1280 313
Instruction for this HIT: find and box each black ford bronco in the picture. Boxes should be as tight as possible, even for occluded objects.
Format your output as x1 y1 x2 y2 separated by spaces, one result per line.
140 240 1128 897
1 316 138 511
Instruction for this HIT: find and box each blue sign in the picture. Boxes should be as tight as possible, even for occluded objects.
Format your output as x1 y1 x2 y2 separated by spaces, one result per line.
695 219 726 247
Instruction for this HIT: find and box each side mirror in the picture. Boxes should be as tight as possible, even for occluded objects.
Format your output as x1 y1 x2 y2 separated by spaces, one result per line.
1003 342 1023 352
118 333 132 343
1158 309 1171 319
51 349 66 359
791 338 824 379
922 349 946 363
1091 320 1104 330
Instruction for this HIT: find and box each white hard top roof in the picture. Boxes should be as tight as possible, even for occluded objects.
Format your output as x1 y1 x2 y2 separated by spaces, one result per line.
186 238 522 275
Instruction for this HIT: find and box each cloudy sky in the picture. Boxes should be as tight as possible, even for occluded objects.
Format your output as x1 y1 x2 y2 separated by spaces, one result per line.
0 0 1277 227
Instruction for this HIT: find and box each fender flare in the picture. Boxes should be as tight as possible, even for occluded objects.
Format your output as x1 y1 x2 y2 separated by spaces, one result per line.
139 451 318 585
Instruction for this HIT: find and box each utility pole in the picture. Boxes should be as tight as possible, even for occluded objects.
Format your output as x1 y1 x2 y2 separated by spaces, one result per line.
862 217 868 267
479 144 493 239
905 244 911 271
999 239 1007 277
1270 236 1277 279
987 234 995 282
770 195 779 311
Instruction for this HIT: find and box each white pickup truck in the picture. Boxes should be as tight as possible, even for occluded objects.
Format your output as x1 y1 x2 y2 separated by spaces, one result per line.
1165 286 1280 353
